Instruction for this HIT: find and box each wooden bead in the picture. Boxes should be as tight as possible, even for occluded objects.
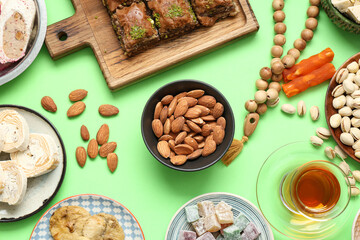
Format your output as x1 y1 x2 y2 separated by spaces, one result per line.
269 82 281 92
274 34 286 46
272 0 284 10
271 61 284 75
294 38 306 51
271 58 282 66
271 73 283 82
255 79 269 90
256 103 267 115
245 100 258 113
273 10 285 22
301 29 314 41
254 90 267 104
287 48 300 60
310 0 320 6
274 22 287 34
282 55 295 68
307 6 319 18
306 18 318 30
271 45 283 58
260 67 272 80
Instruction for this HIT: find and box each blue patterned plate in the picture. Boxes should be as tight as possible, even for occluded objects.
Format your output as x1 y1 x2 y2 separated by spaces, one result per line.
30 194 145 240
166 192 273 240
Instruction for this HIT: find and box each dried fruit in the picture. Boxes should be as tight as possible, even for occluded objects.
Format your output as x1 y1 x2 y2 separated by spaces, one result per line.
99 104 119 116
80 125 90 141
69 89 88 101
41 96 57 113
87 139 98 159
96 124 109 145
67 101 86 117
99 142 117 157
76 147 87 167
107 153 118 173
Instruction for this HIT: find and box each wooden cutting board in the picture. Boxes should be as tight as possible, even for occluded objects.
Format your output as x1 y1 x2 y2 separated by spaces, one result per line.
45 0 259 91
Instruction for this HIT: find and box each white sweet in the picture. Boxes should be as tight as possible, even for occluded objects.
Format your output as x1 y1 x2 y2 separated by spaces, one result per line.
347 5 360 23
0 161 27 205
332 0 353 12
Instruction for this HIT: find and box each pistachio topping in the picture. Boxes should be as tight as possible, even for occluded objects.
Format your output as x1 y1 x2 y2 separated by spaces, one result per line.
129 25 146 40
166 4 184 18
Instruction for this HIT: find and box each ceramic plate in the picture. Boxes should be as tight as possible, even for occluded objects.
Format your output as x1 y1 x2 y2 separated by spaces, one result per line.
352 208 360 240
166 192 274 240
30 194 145 240
0 105 66 222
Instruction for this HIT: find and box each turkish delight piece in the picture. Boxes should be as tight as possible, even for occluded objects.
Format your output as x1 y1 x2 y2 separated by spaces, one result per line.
234 213 249 232
198 201 215 217
331 0 352 13
223 224 241 239
179 230 197 240
241 222 261 240
0 0 36 64
347 5 360 24
192 218 206 236
185 205 200 223
196 232 216 240
204 214 221 232
215 201 232 212
216 234 224 240
216 211 234 224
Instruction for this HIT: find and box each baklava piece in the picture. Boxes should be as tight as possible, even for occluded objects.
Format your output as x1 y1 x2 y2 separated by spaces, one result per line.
112 2 160 56
147 0 198 39
102 0 139 12
190 0 239 26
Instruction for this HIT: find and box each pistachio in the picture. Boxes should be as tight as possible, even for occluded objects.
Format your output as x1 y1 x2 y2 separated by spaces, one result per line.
352 118 360 128
281 104 296 114
339 106 352 116
332 95 346 109
316 127 331 139
347 61 359 73
353 170 360 182
339 161 351 175
353 98 360 109
336 68 349 84
266 88 279 101
347 176 356 186
297 100 306 116
346 95 354 108
355 75 360 86
330 114 341 128
350 127 360 141
347 73 356 83
310 135 323 147
254 90 267 104
310 106 319 121
267 97 280 107
343 79 355 94
341 116 351 133
355 84 359 91
324 146 336 159
332 85 345 98
352 90 360 98
353 109 360 118
334 145 347 159
351 186 360 196
354 140 360 150
340 132 354 146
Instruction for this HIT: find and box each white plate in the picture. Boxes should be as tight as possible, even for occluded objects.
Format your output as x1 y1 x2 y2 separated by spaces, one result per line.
166 192 274 240
30 194 145 240
0 105 66 222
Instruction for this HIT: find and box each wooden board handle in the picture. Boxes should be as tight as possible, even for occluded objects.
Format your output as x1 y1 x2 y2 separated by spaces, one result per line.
45 0 94 60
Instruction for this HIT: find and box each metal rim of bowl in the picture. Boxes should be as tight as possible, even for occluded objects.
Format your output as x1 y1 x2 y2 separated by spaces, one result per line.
0 0 47 86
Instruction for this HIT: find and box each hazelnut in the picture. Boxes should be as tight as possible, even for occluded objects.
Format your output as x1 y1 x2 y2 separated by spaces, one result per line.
307 6 319 18
272 0 284 10
255 79 269 90
274 34 286 46
274 22 287 34
310 0 320 6
287 48 300 60
305 18 318 30
245 100 258 113
260 67 272 80
273 10 285 22
271 73 283 82
269 82 281 92
271 45 283 58
301 29 314 41
256 103 267 115
282 55 295 68
271 61 284 75
294 38 306 51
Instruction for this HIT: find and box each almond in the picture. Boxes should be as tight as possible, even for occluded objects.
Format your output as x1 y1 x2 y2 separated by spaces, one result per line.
69 89 88 101
202 139 216 156
202 115 216 121
217 117 226 129
41 96 57 113
191 118 205 126
169 115 175 123
160 106 168 124
187 132 197 138
174 144 194 155
96 124 109 145
185 107 202 119
168 140 176 152
152 119 163 138
80 125 90 141
67 101 86 117
164 119 171 135
187 89 205 98
107 153 118 173
99 142 117 157
198 142 205 148
202 124 212 136
193 135 204 143
157 141 171 158
87 139 98 159
186 120 202 133
76 147 87 167
99 104 119 117
154 102 163 119
175 92 187 99
198 95 216 108
182 124 191 132
170 155 187 165
161 95 174 105
184 137 198 150
212 102 224 118
174 100 189 118
159 135 174 141
213 125 225 145
194 105 211 116
187 149 203 160
168 96 178 117
170 151 175 158
171 116 185 133
169 132 178 140
175 131 187 145
178 97 198 107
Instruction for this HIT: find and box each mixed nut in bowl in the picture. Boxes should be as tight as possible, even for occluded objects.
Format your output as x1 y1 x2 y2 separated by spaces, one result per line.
141 80 235 172
325 52 360 162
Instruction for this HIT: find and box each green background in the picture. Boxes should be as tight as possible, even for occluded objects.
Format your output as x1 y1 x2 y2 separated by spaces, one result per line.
0 0 360 239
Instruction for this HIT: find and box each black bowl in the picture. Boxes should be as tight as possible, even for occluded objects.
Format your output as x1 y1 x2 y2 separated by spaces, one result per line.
141 80 235 172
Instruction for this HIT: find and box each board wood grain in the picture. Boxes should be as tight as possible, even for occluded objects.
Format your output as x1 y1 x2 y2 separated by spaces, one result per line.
45 0 259 91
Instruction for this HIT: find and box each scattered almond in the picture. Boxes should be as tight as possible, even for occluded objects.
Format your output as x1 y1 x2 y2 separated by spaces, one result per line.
96 124 109 145
99 142 117 157
157 141 171 158
87 139 98 159
69 89 88 102
99 104 119 117
107 153 118 173
76 147 87 167
67 101 86 117
41 96 57 113
80 125 90 141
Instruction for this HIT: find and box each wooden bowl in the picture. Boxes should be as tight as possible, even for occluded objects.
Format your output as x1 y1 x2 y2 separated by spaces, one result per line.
325 52 360 163
321 0 360 34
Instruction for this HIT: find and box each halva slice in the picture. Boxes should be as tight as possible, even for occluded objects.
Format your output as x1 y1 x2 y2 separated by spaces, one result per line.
0 109 29 153
0 0 36 64
11 133 59 178
0 161 27 205
347 5 360 23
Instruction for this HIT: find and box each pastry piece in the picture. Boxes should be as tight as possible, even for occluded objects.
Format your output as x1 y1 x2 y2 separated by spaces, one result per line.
196 232 216 240
204 214 221 232
96 213 125 240
233 213 249 232
190 0 239 26
50 206 91 240
240 222 260 240
223 224 241 239
147 0 198 39
347 5 360 23
0 109 29 153
178 230 197 240
102 0 139 12
197 200 215 217
82 215 107 239
111 2 160 56
192 218 206 236
0 161 27 205
185 205 200 223
11 133 59 178
0 0 36 64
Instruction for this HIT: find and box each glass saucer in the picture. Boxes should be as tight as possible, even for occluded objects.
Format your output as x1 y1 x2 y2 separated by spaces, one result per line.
256 141 352 239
